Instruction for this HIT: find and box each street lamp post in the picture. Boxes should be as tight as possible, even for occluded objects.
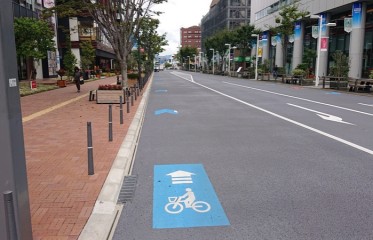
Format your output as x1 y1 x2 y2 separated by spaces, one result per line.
225 43 237 76
187 56 190 71
199 52 204 71
210 48 215 75
251 34 259 81
313 14 336 86
193 54 196 72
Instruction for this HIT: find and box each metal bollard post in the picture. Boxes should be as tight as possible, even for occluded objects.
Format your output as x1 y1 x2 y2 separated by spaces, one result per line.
126 94 130 113
120 96 123 124
131 91 134 106
134 86 137 101
109 105 113 141
87 122 94 175
3 191 18 240
137 84 140 96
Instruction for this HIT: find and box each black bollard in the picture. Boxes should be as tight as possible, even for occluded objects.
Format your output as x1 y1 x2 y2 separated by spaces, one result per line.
126 94 130 113
109 105 113 141
131 91 134 106
134 86 137 101
3 191 18 240
87 122 94 175
120 96 123 124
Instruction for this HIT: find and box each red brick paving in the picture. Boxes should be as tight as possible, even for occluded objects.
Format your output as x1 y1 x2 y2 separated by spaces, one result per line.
21 76 143 239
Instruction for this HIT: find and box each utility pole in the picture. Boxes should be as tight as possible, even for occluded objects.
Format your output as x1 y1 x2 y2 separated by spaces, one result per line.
0 0 33 239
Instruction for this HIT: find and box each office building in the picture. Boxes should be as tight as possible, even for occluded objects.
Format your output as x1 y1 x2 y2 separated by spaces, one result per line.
180 26 202 49
201 0 251 51
251 0 373 78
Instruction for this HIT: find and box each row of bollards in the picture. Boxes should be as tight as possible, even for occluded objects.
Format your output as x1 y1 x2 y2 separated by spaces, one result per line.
86 83 142 176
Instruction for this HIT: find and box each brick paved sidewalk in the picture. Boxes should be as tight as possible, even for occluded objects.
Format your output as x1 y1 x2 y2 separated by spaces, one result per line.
21 76 143 240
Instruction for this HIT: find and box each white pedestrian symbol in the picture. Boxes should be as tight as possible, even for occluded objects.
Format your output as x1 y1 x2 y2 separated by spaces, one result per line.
164 188 211 214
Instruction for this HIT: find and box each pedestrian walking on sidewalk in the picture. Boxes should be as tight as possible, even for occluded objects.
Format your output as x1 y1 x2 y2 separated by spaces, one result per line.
74 66 82 92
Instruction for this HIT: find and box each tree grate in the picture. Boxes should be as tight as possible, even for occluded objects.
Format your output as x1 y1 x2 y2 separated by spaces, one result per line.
117 175 138 204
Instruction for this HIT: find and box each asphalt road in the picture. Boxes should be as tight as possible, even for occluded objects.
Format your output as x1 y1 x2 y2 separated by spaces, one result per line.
113 71 373 240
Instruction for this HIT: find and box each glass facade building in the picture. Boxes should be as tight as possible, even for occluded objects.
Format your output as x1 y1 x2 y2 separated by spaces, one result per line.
251 0 373 78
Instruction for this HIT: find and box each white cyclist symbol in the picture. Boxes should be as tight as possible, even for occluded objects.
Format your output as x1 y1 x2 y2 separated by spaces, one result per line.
164 188 211 214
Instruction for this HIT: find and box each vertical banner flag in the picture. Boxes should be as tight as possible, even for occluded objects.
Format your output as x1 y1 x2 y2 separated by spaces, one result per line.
294 21 301 40
320 13 327 36
271 36 277 46
352 3 362 29
276 34 281 44
258 48 263 57
344 18 352 32
320 37 329 51
262 32 268 47
288 34 295 43
312 26 319 39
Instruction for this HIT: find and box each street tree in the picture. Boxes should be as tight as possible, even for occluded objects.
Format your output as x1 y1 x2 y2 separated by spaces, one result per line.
44 0 166 88
63 34 77 80
80 40 96 72
14 17 55 79
138 17 167 80
267 4 308 70
178 46 198 69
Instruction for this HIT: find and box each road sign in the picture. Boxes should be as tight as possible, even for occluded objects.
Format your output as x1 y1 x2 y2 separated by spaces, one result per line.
153 164 230 229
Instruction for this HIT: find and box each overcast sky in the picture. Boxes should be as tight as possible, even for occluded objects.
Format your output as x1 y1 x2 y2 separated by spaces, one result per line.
152 0 212 56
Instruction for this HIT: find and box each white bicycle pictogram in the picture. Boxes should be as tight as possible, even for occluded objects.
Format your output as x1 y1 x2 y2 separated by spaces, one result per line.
164 188 211 214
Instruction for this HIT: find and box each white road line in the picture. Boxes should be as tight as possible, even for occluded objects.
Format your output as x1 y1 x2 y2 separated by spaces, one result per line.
170 71 194 82
171 73 373 155
287 103 354 125
223 82 373 117
358 103 373 107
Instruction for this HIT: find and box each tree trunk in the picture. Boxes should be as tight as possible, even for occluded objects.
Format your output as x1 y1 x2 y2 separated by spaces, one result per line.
120 60 128 89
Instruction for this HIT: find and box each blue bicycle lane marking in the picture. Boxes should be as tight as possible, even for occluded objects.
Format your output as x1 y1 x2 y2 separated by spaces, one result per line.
153 164 230 229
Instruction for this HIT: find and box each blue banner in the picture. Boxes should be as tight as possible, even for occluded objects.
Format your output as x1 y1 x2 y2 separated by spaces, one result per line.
320 13 327 36
352 2 362 29
294 21 301 40
262 31 268 47
153 164 230 229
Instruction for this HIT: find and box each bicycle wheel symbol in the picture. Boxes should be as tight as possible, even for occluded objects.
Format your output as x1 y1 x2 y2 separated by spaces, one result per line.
165 202 183 214
192 201 210 213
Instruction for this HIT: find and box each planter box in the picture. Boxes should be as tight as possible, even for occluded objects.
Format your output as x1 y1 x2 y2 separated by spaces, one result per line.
57 79 67 87
96 90 124 104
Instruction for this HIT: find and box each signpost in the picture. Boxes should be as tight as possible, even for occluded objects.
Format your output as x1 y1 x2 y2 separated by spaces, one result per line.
0 0 33 239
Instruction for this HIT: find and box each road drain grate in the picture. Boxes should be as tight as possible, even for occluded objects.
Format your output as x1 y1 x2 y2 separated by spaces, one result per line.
117 175 137 204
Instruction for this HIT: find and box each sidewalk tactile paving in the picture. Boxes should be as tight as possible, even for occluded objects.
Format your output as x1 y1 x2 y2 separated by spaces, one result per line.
21 76 144 239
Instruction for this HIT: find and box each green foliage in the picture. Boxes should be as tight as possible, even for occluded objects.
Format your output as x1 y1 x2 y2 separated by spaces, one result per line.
127 73 139 79
80 41 95 70
259 59 270 73
178 46 198 64
203 24 257 65
329 51 350 77
267 4 309 66
292 68 305 76
369 70 373 79
138 17 168 74
63 35 77 79
14 17 55 60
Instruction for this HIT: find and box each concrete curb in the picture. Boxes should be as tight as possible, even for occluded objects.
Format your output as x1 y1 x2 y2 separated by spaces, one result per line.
78 75 153 240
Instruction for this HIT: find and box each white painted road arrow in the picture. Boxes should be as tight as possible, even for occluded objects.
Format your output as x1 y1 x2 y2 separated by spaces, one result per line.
287 103 355 125
167 170 195 184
